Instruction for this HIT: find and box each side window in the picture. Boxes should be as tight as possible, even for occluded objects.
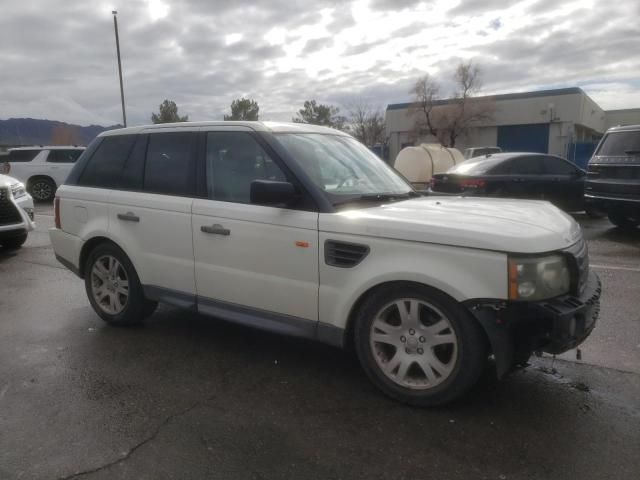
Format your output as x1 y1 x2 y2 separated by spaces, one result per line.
120 135 148 191
47 150 83 163
206 131 286 203
144 132 196 197
8 150 40 162
510 156 545 175
543 156 578 175
77 136 136 188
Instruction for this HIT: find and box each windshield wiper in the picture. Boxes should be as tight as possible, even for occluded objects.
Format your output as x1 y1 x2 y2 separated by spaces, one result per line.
333 191 418 207
624 150 640 154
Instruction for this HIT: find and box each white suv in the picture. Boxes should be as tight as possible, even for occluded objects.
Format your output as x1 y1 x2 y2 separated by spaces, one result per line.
0 173 35 248
49 122 601 405
2 146 85 201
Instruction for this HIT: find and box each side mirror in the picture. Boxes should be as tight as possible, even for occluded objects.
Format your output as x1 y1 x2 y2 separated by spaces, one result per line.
250 180 297 206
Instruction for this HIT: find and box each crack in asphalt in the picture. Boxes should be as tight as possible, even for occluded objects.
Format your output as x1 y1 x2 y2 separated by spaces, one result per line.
54 395 217 480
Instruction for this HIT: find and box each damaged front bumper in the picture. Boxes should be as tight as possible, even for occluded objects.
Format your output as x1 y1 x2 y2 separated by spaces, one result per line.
465 270 601 378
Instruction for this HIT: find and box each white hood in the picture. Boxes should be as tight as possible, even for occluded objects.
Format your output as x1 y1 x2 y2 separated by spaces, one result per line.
320 196 582 253
0 174 21 188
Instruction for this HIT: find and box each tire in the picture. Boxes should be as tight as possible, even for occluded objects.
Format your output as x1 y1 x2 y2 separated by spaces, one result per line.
354 283 487 406
1 233 28 249
28 177 56 202
585 207 606 219
607 212 639 230
84 243 157 326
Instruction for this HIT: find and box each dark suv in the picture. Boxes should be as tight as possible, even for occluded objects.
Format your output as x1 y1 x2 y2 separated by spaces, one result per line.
585 125 640 228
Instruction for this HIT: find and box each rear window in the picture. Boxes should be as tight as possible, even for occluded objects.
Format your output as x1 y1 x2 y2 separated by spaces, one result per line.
77 136 136 188
596 131 640 156
143 132 196 197
47 149 83 163
8 149 40 162
449 157 505 175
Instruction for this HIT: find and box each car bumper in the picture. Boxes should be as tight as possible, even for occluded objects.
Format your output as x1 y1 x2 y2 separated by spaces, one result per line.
49 228 83 277
465 270 601 377
585 193 640 211
0 193 35 236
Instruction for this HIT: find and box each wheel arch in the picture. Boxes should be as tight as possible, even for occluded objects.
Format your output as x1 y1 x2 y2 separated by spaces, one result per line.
78 235 139 279
27 174 57 188
341 280 491 354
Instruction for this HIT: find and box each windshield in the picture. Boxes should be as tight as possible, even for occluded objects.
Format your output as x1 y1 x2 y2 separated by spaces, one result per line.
274 133 412 203
596 131 640 156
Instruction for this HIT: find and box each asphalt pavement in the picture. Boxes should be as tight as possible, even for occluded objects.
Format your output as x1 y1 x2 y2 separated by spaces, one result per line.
0 205 638 480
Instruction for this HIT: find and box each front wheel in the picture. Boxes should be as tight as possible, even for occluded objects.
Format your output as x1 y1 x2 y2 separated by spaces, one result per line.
1 233 28 249
608 212 639 229
84 243 157 326
354 284 487 406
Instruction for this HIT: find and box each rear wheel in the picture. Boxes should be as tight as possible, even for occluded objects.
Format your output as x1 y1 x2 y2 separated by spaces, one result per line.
84 243 157 326
354 283 487 406
608 212 639 229
28 177 56 202
1 233 28 249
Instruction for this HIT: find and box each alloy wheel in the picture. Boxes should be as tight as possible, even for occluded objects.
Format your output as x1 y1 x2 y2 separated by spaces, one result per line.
369 298 458 389
90 255 129 315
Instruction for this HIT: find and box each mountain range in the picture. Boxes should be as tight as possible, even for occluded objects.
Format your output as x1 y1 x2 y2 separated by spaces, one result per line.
0 118 120 147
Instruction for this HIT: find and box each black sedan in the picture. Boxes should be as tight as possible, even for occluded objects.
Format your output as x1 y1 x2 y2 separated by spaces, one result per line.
430 152 587 212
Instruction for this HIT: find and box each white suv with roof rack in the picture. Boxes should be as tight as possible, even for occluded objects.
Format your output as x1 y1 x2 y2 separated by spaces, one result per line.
49 121 600 406
1 146 85 201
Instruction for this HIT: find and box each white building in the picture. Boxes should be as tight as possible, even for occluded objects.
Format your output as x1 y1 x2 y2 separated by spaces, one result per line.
385 87 640 167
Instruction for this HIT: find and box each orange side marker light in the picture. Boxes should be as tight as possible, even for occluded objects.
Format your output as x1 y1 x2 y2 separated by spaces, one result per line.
295 241 310 248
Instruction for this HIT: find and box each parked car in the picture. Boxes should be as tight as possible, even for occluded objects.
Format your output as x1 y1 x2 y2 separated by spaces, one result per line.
463 146 502 159
50 122 600 406
2 146 85 202
431 152 588 212
0 173 35 248
585 124 640 229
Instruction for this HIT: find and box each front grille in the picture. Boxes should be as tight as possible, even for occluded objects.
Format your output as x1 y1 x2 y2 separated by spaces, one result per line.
565 238 589 295
588 164 640 180
325 240 370 268
0 187 22 226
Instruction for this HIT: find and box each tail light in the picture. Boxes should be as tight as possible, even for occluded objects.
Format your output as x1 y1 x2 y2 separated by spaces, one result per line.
460 179 486 189
54 197 61 229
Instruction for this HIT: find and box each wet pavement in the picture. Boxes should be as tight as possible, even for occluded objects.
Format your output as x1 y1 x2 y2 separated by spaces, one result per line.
0 205 638 479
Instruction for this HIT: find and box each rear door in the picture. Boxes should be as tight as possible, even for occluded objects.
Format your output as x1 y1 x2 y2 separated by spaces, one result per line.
192 129 319 324
504 156 546 199
542 156 584 211
108 131 198 301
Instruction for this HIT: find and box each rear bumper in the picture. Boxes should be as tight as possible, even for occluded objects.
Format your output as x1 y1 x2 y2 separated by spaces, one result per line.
585 193 640 212
49 228 83 277
466 270 601 377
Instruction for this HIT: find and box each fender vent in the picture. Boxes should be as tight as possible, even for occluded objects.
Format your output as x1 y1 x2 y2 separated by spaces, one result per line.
325 240 370 268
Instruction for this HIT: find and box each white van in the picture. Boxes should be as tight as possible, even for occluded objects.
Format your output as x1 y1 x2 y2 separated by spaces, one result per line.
49 121 600 406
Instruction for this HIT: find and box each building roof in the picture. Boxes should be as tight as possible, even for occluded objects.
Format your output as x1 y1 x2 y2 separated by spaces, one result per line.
386 87 585 111
99 121 349 137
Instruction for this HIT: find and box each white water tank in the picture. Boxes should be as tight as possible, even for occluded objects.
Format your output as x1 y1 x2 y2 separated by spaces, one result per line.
394 144 465 189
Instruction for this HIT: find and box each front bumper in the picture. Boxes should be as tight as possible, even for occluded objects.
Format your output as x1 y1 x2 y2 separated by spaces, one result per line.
466 270 601 377
0 192 35 237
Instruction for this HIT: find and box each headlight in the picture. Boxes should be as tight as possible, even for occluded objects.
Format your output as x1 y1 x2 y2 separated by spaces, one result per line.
10 182 27 199
508 254 570 301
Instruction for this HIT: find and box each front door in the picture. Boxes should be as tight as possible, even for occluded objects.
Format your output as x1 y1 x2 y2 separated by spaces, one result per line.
192 130 319 325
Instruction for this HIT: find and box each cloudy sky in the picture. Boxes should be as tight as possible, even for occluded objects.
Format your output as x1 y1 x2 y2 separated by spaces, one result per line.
1 0 639 126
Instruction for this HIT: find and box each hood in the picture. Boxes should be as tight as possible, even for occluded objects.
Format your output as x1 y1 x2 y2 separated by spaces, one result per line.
320 196 581 253
0 174 21 188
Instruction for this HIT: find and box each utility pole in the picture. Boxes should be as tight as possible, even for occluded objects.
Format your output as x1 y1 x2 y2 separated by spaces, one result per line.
112 10 127 127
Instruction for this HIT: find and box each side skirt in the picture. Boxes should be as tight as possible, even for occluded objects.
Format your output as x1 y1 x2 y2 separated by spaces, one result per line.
143 285 344 349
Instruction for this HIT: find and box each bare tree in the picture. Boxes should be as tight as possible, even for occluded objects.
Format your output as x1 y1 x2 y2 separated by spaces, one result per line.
346 98 386 146
409 61 494 148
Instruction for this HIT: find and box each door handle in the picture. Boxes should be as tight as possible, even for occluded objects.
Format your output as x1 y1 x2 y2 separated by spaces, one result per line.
117 212 140 222
201 224 230 236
